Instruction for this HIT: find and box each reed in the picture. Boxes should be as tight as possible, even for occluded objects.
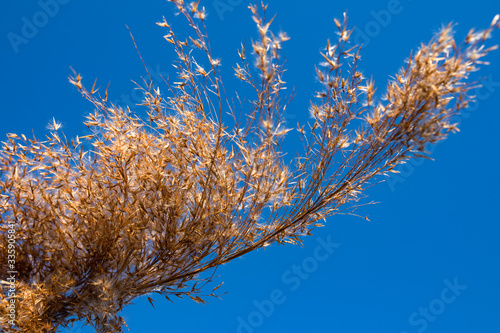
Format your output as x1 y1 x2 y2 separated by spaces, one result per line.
1 1 498 332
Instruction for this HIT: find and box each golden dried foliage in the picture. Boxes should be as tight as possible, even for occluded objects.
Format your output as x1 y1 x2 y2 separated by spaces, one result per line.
1 1 498 332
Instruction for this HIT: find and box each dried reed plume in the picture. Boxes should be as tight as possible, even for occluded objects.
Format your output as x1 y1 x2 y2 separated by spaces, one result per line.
1 1 498 332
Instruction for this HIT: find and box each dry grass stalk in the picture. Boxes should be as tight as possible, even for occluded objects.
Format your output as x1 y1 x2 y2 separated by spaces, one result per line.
0 1 498 332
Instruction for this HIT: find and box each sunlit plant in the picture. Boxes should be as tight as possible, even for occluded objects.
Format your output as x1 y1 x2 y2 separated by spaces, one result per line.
1 1 498 332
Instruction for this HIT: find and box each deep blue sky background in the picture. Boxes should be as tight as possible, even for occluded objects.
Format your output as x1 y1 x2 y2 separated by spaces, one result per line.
1 1 500 332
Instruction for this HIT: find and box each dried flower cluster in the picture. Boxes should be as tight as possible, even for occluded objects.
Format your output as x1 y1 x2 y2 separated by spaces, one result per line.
0 1 498 332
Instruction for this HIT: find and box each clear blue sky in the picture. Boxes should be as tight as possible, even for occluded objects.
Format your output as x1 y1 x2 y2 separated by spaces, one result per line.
1 0 500 332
